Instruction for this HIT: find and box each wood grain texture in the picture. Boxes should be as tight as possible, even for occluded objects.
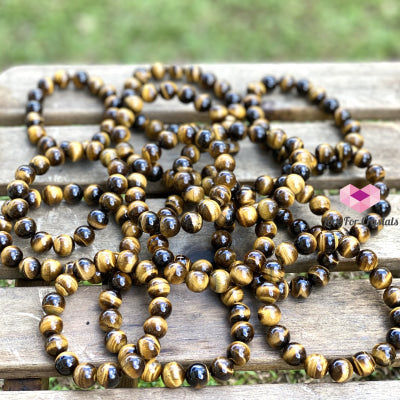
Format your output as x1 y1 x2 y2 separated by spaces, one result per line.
0 278 397 379
0 121 399 195
0 194 399 280
0 63 400 125
0 381 399 400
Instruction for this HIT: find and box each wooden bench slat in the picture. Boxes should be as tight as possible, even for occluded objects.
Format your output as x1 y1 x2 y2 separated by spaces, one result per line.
0 381 398 399
0 278 396 378
0 63 399 125
0 194 399 279
0 121 399 195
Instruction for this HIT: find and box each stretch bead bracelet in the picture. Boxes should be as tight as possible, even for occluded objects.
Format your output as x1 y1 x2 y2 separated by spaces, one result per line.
0 63 393 388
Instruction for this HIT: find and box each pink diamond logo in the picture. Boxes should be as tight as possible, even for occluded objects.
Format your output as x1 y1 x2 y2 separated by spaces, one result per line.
340 184 380 213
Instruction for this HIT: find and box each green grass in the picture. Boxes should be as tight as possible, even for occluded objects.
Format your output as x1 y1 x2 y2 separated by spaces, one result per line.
0 0 399 71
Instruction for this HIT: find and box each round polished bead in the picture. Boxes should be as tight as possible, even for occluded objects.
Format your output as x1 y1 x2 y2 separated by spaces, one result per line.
42 185 63 206
149 297 172 319
321 210 343 230
73 363 97 389
390 307 400 326
117 250 139 273
275 242 298 266
73 258 96 281
258 304 281 326
137 334 161 360
294 232 317 255
105 330 127 353
356 249 378 272
181 212 203 233
99 290 122 311
210 357 234 382
304 354 328 379
63 183 83 204
229 262 253 286
198 199 221 222
329 358 353 383
351 352 375 377
209 269 230 293
308 265 330 287
236 205 258 227
338 236 360 258
99 309 123 332
317 231 339 253
162 362 185 388
383 286 400 308
256 282 280 304
143 316 168 339
386 327 400 349
221 286 244 306
266 325 290 349
94 250 117 274
135 260 158 284
231 321 254 343
186 270 209 292
372 342 396 366
227 341 250 366
6 198 29 220
14 217 36 238
97 362 121 388
185 363 210 388
1 245 23 267
19 256 41 279
110 271 132 292
282 342 306 366
290 276 312 298
369 267 392 290
42 292 65 315
45 333 68 357
55 274 78 297
53 235 75 257
41 259 62 282
55 351 79 376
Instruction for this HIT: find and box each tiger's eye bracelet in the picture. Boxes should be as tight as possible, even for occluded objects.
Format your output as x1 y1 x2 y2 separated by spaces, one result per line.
0 63 394 388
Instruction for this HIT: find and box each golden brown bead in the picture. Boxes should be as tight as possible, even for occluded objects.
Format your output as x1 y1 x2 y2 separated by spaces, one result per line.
197 199 221 222
163 262 187 285
55 351 79 376
305 354 328 379
73 363 97 389
266 325 290 349
229 303 251 324
186 270 209 292
309 195 331 215
275 242 298 266
329 358 354 383
135 260 158 285
105 330 127 353
221 286 244 306
137 334 161 360
256 282 280 304
317 230 339 253
369 267 392 290
99 309 123 332
236 205 258 227
41 259 62 282
366 164 385 183
143 316 168 339
190 259 211 274
229 262 253 287
282 342 306 366
162 362 185 388
45 333 68 357
383 286 400 308
42 292 65 315
53 235 75 257
273 187 295 208
99 290 122 311
258 304 281 326
210 357 234 382
116 250 138 274
227 341 250 366
149 297 172 319
372 343 396 367
260 260 285 283
18 256 41 279
338 236 360 258
147 277 170 298
94 250 116 274
42 185 63 206
55 273 78 297
73 258 96 281
39 314 63 337
352 352 375 377
308 265 330 286
290 276 312 298
209 269 230 293
97 362 121 388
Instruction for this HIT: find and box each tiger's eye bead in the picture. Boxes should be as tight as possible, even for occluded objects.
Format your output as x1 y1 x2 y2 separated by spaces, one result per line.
260 260 285 283
236 205 258 227
221 286 244 307
0 217 12 233
137 334 161 360
244 250 266 273
45 334 68 357
149 297 172 319
329 358 353 383
180 212 203 234
294 232 317 255
1 245 23 268
164 262 187 285
229 303 251 325
275 242 298 266
253 237 275 258
143 316 168 339
364 213 383 234
55 351 79 376
198 199 221 222
159 214 180 238
209 357 234 382
390 307 400 326
135 260 158 285
255 221 277 238
304 354 328 379
6 198 29 220
161 362 185 388
209 104 228 122
55 274 78 297
274 208 293 228
290 276 312 298
73 363 97 389
98 290 121 312
282 342 306 366
372 343 396 366
42 185 63 206
147 277 170 298
186 270 209 292
266 325 290 349
45 147 65 167
321 210 343 230
230 262 253 287
231 321 255 343
40 259 62 282
255 175 274 196
369 267 392 290
373 199 391 218
387 327 400 349
309 195 331 215
0 231 12 253
211 230 232 249
140 358 162 383
209 269 230 293
73 258 96 281
308 265 330 287
352 352 375 377
39 314 63 337
117 250 139 273
7 180 29 200
366 164 385 183
87 209 109 230
273 187 295 208
226 341 250 368
63 183 83 204
185 363 210 388
53 235 75 257
94 250 116 275
99 309 122 332
349 223 370 244
258 304 281 326
338 236 360 258
317 231 339 253
42 292 65 315
99 192 123 214
19 256 41 279
105 330 127 353
97 362 121 388
256 282 280 304
73 225 95 247
317 251 339 270
214 247 236 269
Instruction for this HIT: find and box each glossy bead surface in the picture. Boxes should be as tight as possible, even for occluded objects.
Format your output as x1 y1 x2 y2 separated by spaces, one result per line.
105 330 127 353
369 267 392 290
73 363 97 389
282 342 306 366
97 362 121 388
329 358 353 383
351 352 375 377
383 286 400 308
305 354 328 379
290 276 312 298
45 334 68 357
227 341 251 366
55 351 79 376
19 256 41 279
386 327 400 349
266 325 290 349
258 304 281 326
1 245 23 267
162 362 185 388
42 292 65 315
185 363 210 388
231 321 254 343
31 232 53 253
372 342 396 366
53 235 75 257
210 357 234 381
55 274 78 297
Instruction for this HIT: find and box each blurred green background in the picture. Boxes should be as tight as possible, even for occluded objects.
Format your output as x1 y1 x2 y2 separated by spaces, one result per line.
0 0 399 71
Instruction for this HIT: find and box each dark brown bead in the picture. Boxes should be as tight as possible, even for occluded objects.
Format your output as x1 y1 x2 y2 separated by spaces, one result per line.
45 147 65 166
321 210 343 230
366 164 385 183
99 309 123 332
73 225 95 247
244 249 266 273
6 198 29 220
18 256 41 279
290 276 312 298
149 297 172 319
390 307 400 326
143 316 168 339
73 363 97 389
45 333 68 357
308 265 330 286
99 192 122 214
338 236 360 258
63 183 83 204
87 209 109 230
294 232 317 255
185 363 210 388
227 341 250 366
1 245 23 267
317 251 339 270
369 267 392 289
384 286 400 308
97 362 121 388
317 230 339 253
0 231 12 253
39 314 63 337
42 292 65 315
255 220 277 238
266 325 290 349
387 327 400 349
329 358 353 383
210 357 234 382
55 351 79 376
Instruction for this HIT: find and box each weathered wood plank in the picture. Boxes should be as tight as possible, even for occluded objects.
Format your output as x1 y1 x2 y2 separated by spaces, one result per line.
0 194 399 280
0 121 399 195
0 63 399 125
0 381 399 400
0 278 396 379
